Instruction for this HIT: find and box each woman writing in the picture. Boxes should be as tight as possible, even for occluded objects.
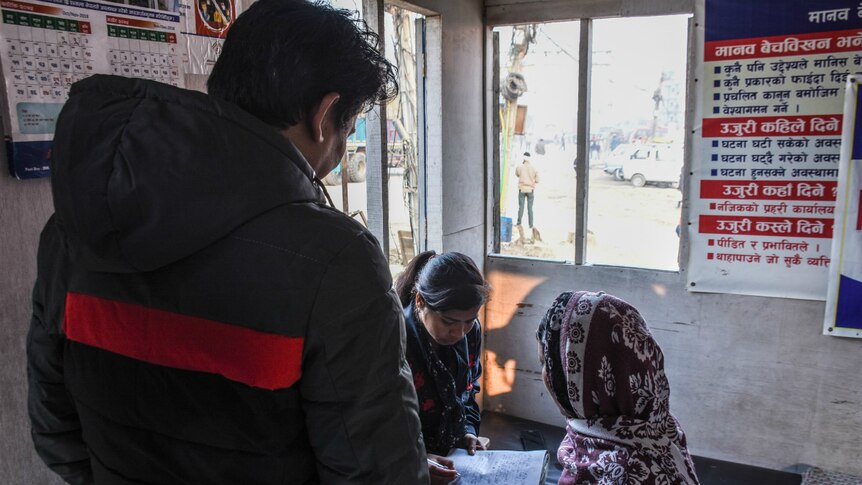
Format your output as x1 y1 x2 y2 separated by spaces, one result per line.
395 251 490 479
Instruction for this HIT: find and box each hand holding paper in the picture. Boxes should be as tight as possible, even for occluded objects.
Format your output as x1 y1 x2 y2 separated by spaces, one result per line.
446 449 549 485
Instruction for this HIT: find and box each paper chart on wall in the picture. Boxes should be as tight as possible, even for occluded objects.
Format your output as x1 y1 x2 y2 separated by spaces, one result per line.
688 0 862 300
0 0 183 178
446 449 549 485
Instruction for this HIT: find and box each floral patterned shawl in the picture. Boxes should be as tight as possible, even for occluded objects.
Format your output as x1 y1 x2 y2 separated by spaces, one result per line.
537 291 699 485
414 322 467 455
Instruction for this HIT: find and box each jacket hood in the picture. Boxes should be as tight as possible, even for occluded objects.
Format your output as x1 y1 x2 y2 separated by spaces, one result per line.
51 75 322 273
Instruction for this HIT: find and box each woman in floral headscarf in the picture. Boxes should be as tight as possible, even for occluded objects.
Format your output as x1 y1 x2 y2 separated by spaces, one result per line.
536 291 699 485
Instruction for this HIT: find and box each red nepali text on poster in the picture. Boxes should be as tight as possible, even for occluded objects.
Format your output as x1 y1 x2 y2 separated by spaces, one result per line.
700 180 838 201
703 115 842 138
699 214 833 238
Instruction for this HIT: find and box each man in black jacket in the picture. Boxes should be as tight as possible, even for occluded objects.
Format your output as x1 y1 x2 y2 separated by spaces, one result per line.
27 0 429 483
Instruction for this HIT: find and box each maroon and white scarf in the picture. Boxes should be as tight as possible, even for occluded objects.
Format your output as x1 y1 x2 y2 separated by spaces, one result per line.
537 291 699 485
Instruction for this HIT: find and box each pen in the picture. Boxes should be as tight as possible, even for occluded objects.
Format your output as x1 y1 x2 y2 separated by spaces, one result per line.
427 459 460 478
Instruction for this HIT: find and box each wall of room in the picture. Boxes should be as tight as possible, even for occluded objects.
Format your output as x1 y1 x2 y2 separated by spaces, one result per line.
0 175 62 483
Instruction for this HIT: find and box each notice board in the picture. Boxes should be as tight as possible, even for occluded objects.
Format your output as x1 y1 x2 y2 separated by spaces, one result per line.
689 0 862 300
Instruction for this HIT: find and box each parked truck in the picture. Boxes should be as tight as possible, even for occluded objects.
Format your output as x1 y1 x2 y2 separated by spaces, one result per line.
321 115 403 185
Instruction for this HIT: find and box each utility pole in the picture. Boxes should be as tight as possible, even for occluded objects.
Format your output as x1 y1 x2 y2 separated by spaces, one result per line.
650 71 669 140
385 5 420 259
500 24 536 209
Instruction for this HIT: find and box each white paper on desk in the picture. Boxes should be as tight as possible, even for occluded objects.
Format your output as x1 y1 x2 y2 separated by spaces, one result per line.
447 449 549 485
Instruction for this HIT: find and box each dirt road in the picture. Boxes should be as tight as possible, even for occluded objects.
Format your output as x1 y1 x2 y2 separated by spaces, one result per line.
326 150 684 274
501 145 682 271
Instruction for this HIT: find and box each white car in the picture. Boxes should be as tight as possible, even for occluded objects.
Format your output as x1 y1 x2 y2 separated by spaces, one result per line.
602 144 639 180
619 144 683 187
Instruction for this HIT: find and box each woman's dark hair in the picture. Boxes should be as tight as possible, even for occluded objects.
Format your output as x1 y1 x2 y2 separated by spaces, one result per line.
395 251 491 312
207 0 398 130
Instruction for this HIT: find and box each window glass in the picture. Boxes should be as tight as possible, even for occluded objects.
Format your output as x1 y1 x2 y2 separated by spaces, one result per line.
322 0 369 235
586 15 689 270
326 0 361 13
322 1 426 278
495 21 580 261
384 5 423 276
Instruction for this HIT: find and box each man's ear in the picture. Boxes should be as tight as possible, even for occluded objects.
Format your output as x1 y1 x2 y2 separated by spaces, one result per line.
311 92 341 143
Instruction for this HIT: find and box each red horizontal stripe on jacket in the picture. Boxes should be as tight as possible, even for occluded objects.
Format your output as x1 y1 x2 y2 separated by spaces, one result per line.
64 292 303 390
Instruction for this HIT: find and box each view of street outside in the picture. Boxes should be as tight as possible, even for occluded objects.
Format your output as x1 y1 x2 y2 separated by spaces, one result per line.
327 168 413 276
332 154 683 274
324 2 690 273
497 15 690 271
383 6 422 276
323 0 422 278
499 144 683 270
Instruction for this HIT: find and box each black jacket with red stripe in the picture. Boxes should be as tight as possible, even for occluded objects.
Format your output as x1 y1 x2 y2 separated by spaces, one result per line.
28 75 429 484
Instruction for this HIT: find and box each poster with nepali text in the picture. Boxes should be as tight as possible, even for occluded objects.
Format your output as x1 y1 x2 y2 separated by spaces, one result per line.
823 75 862 337
689 0 862 299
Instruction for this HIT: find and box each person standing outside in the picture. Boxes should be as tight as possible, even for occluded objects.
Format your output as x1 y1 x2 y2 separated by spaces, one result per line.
27 1 428 483
515 151 541 240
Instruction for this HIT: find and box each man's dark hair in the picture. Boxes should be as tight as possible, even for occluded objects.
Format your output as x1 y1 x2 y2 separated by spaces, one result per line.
207 0 398 129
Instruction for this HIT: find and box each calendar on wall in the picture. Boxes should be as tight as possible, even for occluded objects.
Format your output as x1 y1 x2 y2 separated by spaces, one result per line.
0 0 184 178
107 18 180 85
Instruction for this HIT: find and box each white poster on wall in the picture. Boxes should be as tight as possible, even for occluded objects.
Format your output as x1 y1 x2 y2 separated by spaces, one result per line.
689 0 862 300
823 75 862 337
0 0 183 178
